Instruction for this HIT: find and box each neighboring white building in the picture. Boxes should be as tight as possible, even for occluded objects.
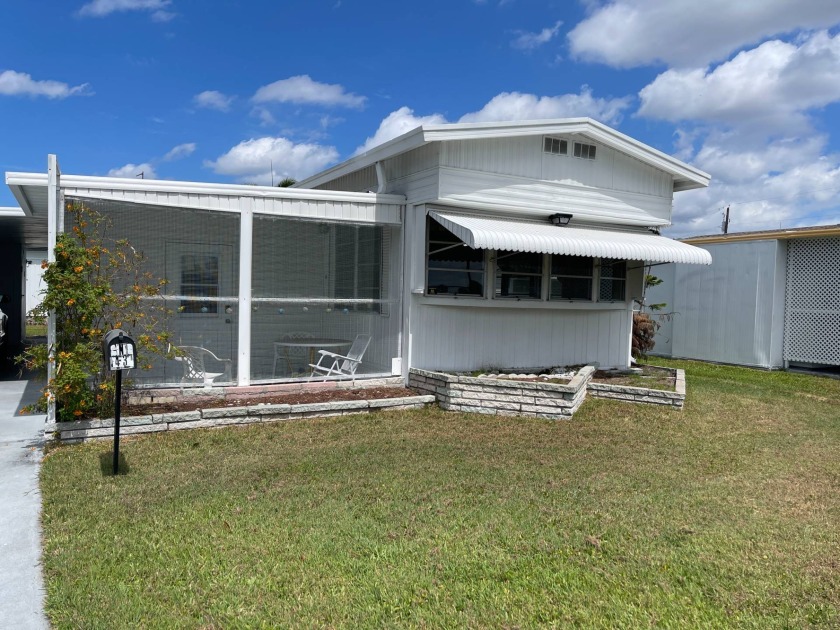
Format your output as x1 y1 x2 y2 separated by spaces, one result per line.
646 225 840 370
5 118 711 386
25 250 47 316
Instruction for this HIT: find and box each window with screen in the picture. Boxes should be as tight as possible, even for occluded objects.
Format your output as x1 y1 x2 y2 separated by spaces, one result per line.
599 258 626 301
426 219 485 296
550 255 593 300
179 253 220 314
494 251 542 299
334 224 383 311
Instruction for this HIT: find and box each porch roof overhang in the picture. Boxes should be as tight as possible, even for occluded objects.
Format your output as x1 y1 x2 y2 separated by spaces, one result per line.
429 211 713 265
5 172 406 225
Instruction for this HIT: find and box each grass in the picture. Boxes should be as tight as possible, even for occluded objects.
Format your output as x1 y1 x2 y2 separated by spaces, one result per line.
25 322 47 338
40 358 840 628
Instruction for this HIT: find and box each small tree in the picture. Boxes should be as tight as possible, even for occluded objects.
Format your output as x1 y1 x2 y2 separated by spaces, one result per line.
18 201 172 421
632 271 668 359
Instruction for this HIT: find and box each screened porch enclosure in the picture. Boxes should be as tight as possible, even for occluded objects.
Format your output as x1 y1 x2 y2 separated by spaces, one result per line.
68 196 401 388
249 214 400 382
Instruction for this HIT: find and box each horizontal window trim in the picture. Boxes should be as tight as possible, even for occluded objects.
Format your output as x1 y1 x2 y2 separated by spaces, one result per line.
417 296 630 311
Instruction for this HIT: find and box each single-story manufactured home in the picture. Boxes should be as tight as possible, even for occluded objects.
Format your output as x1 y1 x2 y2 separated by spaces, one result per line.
646 225 840 370
4 118 712 392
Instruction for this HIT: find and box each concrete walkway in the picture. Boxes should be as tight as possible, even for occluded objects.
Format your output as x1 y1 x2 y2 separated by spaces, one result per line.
0 376 48 629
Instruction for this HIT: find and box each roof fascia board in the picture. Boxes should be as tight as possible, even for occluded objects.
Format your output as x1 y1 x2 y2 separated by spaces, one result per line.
684 226 840 244
0 206 25 217
6 172 406 208
296 128 428 189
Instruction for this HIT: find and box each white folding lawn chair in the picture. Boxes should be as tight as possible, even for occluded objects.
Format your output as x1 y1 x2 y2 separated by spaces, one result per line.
309 333 371 383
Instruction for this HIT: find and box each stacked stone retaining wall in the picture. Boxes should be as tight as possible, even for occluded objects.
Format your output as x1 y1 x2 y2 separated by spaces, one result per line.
409 366 595 420
409 367 686 417
46 394 435 443
587 370 685 408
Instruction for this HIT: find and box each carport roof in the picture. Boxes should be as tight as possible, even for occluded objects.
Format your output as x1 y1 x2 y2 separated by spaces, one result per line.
0 207 47 249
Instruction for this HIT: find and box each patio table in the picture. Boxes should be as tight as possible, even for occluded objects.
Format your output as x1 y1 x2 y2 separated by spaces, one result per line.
273 337 352 376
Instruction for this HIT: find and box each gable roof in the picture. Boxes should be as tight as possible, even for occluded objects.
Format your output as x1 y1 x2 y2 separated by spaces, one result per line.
297 118 710 192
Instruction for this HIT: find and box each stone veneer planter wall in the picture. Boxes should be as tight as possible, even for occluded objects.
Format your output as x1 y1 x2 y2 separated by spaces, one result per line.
408 366 686 419
408 366 595 420
587 370 685 409
45 394 435 443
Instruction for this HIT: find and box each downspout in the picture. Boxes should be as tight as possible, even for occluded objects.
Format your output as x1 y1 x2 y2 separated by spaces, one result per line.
375 161 387 194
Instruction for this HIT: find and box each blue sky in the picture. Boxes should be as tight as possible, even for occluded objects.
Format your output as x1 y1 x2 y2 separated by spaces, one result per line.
2 0 840 236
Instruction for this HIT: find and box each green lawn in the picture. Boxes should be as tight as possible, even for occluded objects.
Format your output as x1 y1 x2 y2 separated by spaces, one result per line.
40 359 840 628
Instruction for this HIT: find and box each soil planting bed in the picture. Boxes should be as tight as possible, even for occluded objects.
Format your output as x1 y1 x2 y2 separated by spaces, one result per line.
123 386 416 416
481 365 676 392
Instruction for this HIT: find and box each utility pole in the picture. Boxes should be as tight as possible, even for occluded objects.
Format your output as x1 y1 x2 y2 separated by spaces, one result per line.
721 205 730 234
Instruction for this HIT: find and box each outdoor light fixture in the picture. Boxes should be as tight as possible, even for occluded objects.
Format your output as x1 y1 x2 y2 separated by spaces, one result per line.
549 213 573 226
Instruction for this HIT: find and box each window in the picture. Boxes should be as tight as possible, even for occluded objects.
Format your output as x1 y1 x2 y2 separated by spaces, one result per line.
573 142 597 160
425 218 629 303
544 136 568 155
334 224 383 311
599 259 626 301
426 219 485 296
550 255 593 300
179 253 220 313
495 251 542 299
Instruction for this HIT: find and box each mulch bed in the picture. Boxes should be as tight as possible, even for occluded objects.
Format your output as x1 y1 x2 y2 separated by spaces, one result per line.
123 387 417 416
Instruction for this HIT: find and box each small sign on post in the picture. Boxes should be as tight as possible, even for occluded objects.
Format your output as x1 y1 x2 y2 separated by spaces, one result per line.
102 330 136 475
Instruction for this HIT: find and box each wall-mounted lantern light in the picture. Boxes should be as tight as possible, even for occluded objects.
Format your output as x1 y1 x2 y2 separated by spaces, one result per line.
549 213 573 226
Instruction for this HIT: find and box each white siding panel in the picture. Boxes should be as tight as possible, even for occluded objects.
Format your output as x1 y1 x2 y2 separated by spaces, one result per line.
409 303 631 371
664 240 783 368
438 168 672 226
442 137 674 199
441 137 541 178
385 144 440 180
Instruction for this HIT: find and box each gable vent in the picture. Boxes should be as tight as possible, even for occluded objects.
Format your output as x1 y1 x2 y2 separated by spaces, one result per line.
543 137 568 155
573 142 597 160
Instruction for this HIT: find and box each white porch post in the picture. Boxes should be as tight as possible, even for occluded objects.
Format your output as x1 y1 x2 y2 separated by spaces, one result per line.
237 199 253 386
46 154 60 422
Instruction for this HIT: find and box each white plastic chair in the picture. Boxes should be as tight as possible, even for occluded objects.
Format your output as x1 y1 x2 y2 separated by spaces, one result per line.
309 333 371 382
172 345 232 389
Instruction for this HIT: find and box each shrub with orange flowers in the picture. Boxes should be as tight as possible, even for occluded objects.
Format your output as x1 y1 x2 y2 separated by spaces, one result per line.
17 202 173 421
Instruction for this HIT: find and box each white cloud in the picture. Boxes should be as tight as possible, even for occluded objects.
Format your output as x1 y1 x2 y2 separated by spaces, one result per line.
0 70 91 99
206 137 339 184
353 106 447 155
252 75 366 109
251 107 276 126
459 87 631 126
669 134 840 236
511 20 563 50
638 31 840 131
107 162 157 179
355 88 632 154
568 0 840 68
78 0 173 18
162 142 195 161
193 90 233 112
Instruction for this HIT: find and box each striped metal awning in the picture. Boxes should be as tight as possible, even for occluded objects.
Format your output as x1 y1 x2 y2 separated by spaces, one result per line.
429 211 712 265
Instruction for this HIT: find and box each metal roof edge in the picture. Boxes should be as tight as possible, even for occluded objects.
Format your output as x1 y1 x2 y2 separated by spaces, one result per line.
295 127 428 189
683 224 840 244
6 171 406 206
